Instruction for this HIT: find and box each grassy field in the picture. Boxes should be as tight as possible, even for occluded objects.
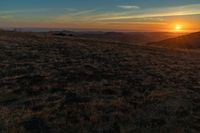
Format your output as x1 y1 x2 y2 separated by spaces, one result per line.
0 31 200 133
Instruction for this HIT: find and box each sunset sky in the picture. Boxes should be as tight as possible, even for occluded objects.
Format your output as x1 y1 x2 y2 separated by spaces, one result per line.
0 0 200 32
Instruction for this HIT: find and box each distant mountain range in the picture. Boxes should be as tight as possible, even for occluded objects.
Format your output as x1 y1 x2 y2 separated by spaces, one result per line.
149 32 200 49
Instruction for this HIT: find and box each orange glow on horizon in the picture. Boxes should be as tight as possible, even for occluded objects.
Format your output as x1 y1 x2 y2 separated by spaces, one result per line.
168 22 189 33
6 19 199 33
176 25 182 30
174 24 183 32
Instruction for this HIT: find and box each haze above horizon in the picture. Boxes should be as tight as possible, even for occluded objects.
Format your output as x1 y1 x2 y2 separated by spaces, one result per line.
1 0 200 32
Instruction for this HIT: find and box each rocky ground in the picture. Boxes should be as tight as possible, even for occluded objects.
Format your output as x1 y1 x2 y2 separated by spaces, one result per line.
0 31 200 133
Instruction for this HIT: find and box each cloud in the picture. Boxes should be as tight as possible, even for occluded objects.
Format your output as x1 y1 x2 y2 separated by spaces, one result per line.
0 8 53 15
98 4 200 21
69 9 98 16
1 3 200 30
106 21 166 25
118 5 140 9
0 15 13 20
0 8 79 15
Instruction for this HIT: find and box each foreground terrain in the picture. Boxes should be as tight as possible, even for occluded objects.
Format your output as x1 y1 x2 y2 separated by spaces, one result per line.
0 31 200 133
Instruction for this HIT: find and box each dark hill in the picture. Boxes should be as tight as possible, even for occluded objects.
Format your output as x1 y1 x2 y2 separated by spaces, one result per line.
149 32 200 49
78 32 184 44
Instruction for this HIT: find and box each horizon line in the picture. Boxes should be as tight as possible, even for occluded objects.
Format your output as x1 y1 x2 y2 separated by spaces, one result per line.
1 27 195 33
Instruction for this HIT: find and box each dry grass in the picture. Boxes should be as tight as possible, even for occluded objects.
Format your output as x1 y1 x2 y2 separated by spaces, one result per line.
0 31 200 133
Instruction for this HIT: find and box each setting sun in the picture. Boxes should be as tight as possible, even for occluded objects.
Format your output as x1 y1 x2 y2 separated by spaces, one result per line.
175 24 182 32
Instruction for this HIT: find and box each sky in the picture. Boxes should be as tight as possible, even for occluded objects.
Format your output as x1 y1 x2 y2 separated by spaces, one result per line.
0 0 200 32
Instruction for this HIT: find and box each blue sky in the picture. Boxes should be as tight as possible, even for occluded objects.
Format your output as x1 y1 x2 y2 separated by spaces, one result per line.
0 0 200 31
1 0 199 9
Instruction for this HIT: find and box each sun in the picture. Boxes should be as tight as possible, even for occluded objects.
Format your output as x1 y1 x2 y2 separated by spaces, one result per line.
175 24 182 32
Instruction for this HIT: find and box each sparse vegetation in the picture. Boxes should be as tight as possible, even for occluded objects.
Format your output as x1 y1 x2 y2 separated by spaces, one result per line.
0 31 200 133
149 32 200 49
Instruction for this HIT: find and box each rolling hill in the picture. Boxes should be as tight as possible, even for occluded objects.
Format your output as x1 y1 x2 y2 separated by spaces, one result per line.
50 31 184 44
149 32 200 49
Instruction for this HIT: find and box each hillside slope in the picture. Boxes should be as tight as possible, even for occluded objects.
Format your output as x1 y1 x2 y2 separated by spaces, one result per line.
149 32 200 49
0 31 200 133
